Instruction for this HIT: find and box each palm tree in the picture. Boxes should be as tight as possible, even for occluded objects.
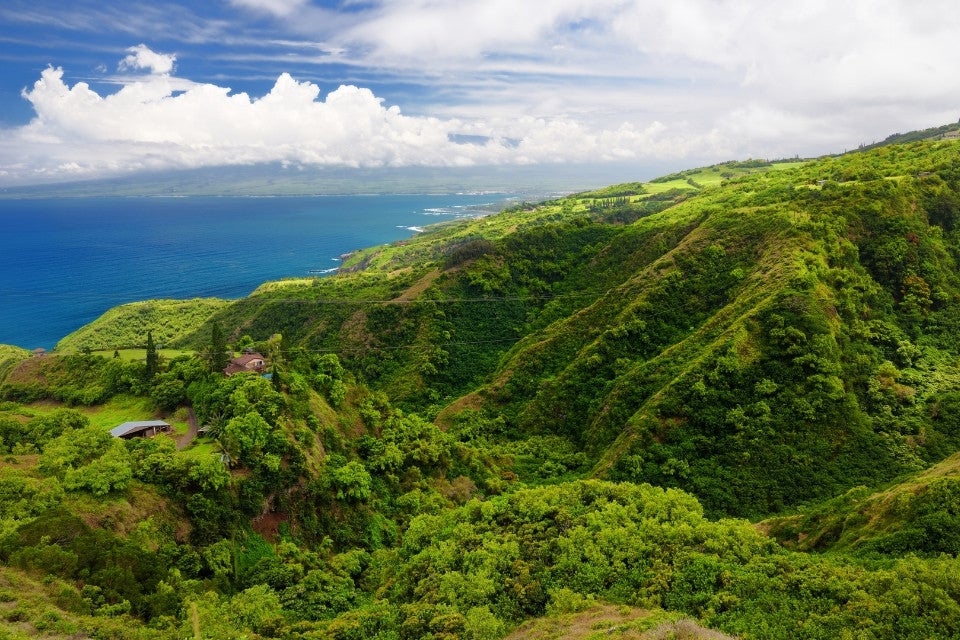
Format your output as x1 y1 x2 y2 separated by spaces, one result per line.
211 439 233 468
200 409 226 439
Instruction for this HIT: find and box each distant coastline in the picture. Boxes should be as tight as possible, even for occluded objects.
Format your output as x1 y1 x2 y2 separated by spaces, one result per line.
0 161 655 200
0 192 525 350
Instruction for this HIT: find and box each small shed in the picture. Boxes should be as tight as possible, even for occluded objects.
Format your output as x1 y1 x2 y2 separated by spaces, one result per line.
110 420 171 439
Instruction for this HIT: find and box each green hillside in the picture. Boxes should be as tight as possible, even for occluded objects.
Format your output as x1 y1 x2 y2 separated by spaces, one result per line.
56 298 231 353
761 449 960 554
121 138 960 518
0 345 30 381
4 137 960 638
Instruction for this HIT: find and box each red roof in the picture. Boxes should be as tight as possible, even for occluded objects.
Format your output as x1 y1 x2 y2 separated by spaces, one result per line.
231 353 265 366
224 352 267 376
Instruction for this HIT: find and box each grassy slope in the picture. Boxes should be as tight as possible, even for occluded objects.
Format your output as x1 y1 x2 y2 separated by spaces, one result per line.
503 605 735 640
409 141 960 516
169 160 769 361
55 298 229 353
0 346 30 381
0 565 164 639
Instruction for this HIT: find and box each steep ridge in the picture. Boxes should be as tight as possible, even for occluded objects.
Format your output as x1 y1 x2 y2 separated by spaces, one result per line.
431 141 960 517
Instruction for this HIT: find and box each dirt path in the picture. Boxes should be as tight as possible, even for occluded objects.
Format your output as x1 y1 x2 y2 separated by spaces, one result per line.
176 408 199 450
503 605 734 640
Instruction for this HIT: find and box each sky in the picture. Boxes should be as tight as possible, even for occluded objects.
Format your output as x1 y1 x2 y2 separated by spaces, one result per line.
1 0 959 187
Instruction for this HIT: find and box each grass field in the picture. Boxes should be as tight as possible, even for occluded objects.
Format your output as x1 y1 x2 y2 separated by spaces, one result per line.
86 348 194 362
0 394 190 440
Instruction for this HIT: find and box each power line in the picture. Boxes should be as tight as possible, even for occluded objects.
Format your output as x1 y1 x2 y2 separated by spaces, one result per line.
62 336 526 357
50 334 544 360
0 289 601 305
240 293 597 304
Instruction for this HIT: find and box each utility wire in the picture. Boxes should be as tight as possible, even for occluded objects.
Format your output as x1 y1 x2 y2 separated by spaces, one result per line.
60 336 532 355
0 290 599 304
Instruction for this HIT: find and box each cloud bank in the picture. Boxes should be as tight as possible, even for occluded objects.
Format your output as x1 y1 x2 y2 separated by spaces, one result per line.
2 1 960 186
0 46 693 184
323 0 960 154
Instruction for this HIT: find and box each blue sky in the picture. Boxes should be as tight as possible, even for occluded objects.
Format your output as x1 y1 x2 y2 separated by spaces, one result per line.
1 0 959 186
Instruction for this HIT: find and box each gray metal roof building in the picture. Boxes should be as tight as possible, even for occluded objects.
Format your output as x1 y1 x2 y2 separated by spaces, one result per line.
110 420 171 438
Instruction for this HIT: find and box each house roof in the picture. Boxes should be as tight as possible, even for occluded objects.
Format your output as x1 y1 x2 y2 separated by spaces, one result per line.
224 352 268 376
231 353 265 366
110 420 171 438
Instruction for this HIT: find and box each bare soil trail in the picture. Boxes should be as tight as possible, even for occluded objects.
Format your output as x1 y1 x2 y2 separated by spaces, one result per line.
176 408 199 450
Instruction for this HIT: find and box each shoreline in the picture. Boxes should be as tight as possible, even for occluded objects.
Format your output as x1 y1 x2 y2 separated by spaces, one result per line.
0 192 525 350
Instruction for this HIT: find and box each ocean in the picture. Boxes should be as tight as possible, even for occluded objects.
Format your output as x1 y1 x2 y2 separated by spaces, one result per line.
0 194 512 349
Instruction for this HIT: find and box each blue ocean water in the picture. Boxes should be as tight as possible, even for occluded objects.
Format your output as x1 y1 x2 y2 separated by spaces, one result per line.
0 194 510 349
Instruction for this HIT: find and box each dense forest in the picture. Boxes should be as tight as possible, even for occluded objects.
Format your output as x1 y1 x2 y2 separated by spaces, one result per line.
3 134 960 638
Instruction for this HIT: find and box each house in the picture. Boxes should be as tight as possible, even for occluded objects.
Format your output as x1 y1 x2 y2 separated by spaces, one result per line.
224 352 267 376
110 420 171 439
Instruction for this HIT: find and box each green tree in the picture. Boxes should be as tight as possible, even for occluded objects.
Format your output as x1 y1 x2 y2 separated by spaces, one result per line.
328 460 373 501
207 322 230 374
281 569 360 620
38 424 110 478
150 374 186 412
927 191 960 231
188 452 231 490
228 585 285 637
220 411 271 465
62 439 133 496
145 330 158 382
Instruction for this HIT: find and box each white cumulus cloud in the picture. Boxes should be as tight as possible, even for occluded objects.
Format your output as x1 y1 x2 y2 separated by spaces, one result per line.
119 43 177 75
0 45 691 184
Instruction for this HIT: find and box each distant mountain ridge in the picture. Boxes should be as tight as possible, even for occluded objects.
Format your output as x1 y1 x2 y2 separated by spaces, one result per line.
0 161 669 198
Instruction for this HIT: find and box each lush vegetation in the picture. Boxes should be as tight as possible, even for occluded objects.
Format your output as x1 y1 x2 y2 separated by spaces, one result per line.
761 450 960 555
4 135 960 637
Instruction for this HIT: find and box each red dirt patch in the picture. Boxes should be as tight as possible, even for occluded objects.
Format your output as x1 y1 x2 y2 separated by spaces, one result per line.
252 510 289 542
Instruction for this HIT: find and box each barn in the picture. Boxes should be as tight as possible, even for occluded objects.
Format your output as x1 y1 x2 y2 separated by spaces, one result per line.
110 420 172 439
